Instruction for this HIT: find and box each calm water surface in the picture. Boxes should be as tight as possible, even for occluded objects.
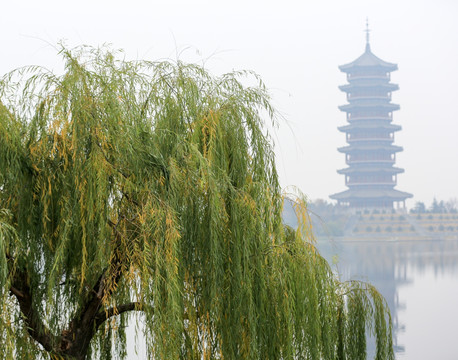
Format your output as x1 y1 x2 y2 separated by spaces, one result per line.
317 238 458 360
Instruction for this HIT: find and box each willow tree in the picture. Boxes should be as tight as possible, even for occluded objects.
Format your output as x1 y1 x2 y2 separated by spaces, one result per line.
0 46 394 360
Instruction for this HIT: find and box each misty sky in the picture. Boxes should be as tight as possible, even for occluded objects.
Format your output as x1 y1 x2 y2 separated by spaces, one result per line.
1 0 457 207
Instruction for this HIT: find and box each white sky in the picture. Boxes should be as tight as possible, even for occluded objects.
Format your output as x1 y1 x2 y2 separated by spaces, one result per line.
2 0 458 206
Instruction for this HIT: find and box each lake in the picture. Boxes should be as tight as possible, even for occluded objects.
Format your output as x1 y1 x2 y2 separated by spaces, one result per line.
316 237 458 360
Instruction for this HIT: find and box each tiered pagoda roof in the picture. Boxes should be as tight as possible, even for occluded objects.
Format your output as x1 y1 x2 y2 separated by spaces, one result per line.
338 103 400 111
337 144 403 153
339 43 398 72
337 166 405 175
330 188 413 202
338 123 401 131
339 83 399 91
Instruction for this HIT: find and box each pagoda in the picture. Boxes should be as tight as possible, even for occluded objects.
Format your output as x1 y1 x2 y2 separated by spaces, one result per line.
330 27 412 209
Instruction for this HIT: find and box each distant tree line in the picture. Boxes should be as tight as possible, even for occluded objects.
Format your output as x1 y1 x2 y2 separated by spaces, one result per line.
309 198 458 216
307 198 458 236
410 198 458 214
307 199 350 236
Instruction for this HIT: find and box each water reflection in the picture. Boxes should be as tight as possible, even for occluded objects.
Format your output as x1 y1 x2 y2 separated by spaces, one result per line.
316 237 458 359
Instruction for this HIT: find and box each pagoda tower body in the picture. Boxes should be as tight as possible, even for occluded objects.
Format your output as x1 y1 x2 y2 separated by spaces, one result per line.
330 38 412 209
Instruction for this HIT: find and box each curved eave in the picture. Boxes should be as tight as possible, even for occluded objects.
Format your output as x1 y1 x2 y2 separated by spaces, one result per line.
339 103 400 112
339 46 398 72
339 83 399 92
330 188 413 201
337 144 403 153
338 123 402 132
337 167 405 175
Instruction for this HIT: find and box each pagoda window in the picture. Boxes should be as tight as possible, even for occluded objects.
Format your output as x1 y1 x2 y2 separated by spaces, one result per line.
349 131 391 140
355 109 389 117
349 89 389 98
349 153 392 161
348 111 390 120
349 174 393 184
348 69 388 79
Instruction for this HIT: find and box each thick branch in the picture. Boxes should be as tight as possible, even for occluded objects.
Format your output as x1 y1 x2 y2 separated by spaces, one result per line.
10 267 56 352
95 302 143 329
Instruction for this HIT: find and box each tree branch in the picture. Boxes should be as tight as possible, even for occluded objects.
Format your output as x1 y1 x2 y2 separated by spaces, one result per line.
95 302 143 329
10 267 56 352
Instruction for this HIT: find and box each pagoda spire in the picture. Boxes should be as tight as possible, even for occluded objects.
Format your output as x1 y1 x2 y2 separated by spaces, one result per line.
365 18 371 52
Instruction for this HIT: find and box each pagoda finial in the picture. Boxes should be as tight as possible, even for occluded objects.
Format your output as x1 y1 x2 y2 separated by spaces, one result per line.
365 18 371 52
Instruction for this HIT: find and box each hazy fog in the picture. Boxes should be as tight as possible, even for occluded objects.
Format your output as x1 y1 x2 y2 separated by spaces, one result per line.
1 0 457 206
